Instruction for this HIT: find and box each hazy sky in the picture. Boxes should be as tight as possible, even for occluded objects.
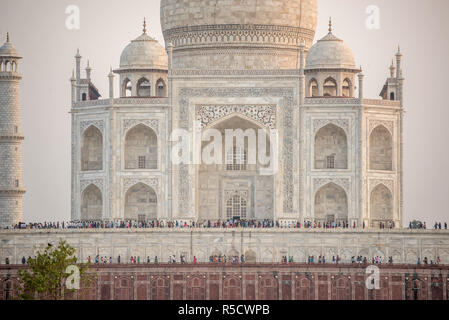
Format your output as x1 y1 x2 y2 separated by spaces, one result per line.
1 0 448 226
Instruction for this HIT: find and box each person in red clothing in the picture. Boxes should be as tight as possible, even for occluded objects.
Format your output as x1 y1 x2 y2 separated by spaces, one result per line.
193 256 197 264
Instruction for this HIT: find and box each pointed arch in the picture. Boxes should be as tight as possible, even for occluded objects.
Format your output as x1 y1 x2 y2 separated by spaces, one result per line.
295 276 313 300
122 78 132 97
137 77 151 97
124 183 157 221
314 123 348 169
370 184 393 224
259 276 278 300
81 184 103 221
186 276 206 300
223 276 242 300
369 125 393 171
124 124 158 170
314 183 348 223
156 78 167 97
323 77 337 97
198 114 273 221
81 125 103 171
342 78 352 97
308 78 319 97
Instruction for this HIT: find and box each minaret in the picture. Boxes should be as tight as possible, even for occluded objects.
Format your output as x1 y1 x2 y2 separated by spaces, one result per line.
108 66 114 99
85 60 91 83
70 69 76 104
0 33 26 228
396 46 404 104
75 49 81 102
358 66 364 99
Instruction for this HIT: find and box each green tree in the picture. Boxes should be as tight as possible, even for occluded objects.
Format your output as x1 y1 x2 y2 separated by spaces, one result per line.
17 240 90 300
410 220 423 229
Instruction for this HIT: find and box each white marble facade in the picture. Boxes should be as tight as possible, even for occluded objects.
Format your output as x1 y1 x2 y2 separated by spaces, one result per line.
70 0 404 229
2 229 449 265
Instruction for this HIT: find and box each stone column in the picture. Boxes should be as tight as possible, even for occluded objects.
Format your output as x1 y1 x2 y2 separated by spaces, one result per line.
358 72 364 99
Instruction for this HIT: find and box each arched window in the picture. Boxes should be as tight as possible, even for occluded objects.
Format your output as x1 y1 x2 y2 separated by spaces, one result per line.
156 79 166 97
82 93 87 101
314 124 348 169
81 125 103 171
342 79 352 97
295 278 312 300
369 125 393 171
370 184 393 226
137 78 151 97
315 183 348 223
81 184 102 221
226 195 247 219
125 124 157 170
323 77 337 97
390 92 395 100
223 277 242 300
309 78 319 97
122 78 132 97
124 183 157 221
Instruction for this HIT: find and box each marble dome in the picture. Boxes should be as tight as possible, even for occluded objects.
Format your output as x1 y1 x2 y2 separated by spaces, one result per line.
119 33 168 70
160 0 318 32
160 0 318 70
0 33 19 58
306 31 357 70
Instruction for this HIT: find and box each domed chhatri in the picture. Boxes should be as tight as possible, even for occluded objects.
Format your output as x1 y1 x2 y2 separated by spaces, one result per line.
305 19 361 98
119 21 167 70
0 32 20 58
160 0 318 70
0 33 22 73
306 19 357 70
114 19 169 98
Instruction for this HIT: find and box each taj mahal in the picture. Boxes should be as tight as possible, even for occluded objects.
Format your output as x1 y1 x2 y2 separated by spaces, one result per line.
67 0 403 228
2 0 449 283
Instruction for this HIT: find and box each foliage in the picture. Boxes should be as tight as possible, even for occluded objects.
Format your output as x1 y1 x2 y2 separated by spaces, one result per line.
17 240 90 300
410 220 423 229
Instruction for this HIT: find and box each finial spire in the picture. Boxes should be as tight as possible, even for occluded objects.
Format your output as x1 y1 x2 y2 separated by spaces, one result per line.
143 17 147 34
328 17 332 33
396 45 402 57
6 32 10 43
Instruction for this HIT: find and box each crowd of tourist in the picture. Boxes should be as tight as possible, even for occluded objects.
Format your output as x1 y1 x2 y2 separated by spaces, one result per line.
5 219 405 230
11 254 444 267
408 221 448 230
7 219 447 231
433 222 448 230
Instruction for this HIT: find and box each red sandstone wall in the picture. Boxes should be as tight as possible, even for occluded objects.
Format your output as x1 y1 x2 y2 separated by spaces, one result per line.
1 264 448 300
